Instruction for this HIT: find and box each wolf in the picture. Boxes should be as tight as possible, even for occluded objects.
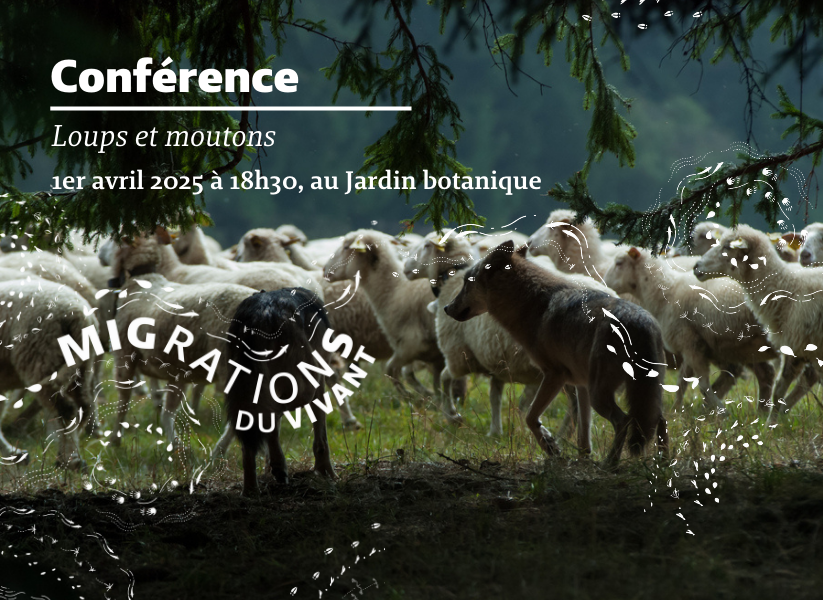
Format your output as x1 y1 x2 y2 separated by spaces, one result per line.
444 241 668 466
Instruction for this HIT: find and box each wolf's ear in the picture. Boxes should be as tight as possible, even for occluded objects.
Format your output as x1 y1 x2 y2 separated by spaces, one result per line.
515 244 528 258
485 239 515 264
498 239 515 254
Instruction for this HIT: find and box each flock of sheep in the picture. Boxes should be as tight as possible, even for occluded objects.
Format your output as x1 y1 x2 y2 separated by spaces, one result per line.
1 208 822 488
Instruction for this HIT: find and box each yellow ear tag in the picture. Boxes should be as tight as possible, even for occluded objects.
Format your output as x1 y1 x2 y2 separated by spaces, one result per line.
767 232 782 242
786 237 803 251
710 228 723 240
729 238 746 249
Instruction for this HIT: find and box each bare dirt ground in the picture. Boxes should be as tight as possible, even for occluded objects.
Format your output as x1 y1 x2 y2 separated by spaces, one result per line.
3 457 823 600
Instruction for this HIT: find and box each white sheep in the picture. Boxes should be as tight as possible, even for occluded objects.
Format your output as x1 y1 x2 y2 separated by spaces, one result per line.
108 244 257 453
113 228 324 301
684 221 799 262
694 225 823 418
324 230 460 423
605 247 777 412
172 227 238 270
797 223 823 267
527 209 621 281
0 279 96 467
0 251 99 306
275 224 309 245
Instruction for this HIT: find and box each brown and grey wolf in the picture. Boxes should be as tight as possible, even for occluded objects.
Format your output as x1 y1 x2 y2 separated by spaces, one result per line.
444 241 668 466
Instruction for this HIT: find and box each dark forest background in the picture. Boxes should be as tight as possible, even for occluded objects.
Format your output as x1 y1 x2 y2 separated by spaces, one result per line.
12 3 822 247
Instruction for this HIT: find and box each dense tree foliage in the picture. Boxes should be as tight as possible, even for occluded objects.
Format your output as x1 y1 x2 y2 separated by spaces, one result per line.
0 1 821 249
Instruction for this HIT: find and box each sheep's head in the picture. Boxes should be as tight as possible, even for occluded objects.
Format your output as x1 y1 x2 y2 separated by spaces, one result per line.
238 228 295 263
110 227 167 284
764 231 801 263
693 226 768 283
604 247 647 295
275 224 309 246
527 210 597 268
171 227 202 258
403 231 473 281
689 222 727 256
797 224 823 267
323 230 393 281
444 240 526 321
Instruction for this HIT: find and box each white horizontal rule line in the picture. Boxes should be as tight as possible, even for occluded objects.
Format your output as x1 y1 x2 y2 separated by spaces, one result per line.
50 106 411 112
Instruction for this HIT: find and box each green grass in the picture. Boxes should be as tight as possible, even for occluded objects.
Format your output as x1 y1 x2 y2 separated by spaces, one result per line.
3 363 823 599
2 361 822 494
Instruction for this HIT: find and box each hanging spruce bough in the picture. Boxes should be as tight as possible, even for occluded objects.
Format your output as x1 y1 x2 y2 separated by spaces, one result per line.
1 1 822 247
322 0 478 232
541 1 823 250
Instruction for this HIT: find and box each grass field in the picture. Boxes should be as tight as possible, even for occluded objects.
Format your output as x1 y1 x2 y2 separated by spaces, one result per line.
2 362 823 598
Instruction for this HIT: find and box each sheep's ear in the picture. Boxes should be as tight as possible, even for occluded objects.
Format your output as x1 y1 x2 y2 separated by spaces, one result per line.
282 237 301 247
250 235 263 248
155 226 172 245
710 228 723 240
560 218 571 224
729 238 748 249
782 232 803 250
628 247 641 260
350 237 368 252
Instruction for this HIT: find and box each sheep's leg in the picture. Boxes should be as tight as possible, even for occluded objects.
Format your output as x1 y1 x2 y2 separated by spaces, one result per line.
770 356 807 420
672 365 693 411
518 383 539 414
574 387 592 456
684 356 724 412
43 393 83 470
386 357 420 398
433 359 461 424
84 361 102 437
212 422 235 458
557 385 579 440
266 413 288 484
712 363 744 401
525 371 566 456
779 363 819 415
0 396 25 456
5 391 38 430
403 365 434 397
488 377 504 437
338 398 362 430
112 366 135 446
748 361 776 412
160 388 184 446
311 411 336 479
190 384 203 413
149 378 164 413
450 377 467 407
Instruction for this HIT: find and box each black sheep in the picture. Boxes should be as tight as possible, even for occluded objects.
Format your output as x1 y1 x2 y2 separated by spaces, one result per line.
226 287 336 495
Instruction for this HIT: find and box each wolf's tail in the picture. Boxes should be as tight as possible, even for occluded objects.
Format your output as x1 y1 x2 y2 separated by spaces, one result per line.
627 331 667 456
